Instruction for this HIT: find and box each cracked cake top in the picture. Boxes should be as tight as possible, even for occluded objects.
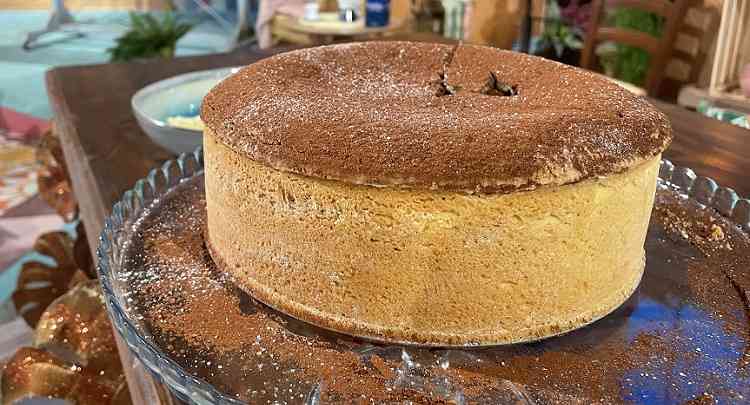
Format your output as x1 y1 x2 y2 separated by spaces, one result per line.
201 41 672 193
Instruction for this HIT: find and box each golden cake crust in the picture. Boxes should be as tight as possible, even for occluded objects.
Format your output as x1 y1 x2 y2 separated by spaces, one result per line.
204 131 660 345
201 41 672 193
206 235 644 346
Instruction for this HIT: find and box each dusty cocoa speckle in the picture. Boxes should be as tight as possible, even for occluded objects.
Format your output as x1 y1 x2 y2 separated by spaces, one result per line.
710 224 725 241
201 41 672 194
116 179 750 404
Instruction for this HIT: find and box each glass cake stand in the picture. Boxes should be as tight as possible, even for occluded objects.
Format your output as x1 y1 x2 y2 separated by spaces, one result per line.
98 148 750 404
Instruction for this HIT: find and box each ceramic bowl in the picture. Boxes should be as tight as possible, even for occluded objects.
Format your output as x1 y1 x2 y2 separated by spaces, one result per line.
131 67 240 155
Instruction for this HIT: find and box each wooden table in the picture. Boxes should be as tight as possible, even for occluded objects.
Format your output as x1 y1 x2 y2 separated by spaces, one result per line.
651 99 750 196
47 50 750 404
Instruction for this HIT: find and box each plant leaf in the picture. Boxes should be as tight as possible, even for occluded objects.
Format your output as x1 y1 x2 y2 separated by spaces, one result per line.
142 13 161 35
108 12 192 61
129 11 145 33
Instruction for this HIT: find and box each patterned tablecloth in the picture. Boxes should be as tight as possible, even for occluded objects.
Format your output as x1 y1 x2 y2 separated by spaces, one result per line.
0 108 60 345
0 135 38 215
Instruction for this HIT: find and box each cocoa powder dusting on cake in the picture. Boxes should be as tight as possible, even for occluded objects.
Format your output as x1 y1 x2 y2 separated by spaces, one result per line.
119 180 750 403
201 42 672 194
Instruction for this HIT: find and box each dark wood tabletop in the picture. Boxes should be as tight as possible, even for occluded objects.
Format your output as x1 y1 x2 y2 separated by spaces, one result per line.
46 47 750 404
651 99 750 195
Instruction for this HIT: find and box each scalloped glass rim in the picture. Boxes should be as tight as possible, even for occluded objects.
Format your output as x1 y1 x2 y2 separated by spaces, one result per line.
97 151 750 405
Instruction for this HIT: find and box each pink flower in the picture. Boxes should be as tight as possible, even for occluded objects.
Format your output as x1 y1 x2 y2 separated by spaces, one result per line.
560 0 592 32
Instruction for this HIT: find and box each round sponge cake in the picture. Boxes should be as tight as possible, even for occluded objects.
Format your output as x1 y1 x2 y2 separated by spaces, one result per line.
201 42 671 346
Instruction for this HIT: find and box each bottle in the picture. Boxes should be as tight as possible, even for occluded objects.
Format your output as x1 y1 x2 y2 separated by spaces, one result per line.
338 0 360 22
365 0 390 27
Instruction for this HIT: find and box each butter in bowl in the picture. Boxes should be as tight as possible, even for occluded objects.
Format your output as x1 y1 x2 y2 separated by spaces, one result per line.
131 67 240 155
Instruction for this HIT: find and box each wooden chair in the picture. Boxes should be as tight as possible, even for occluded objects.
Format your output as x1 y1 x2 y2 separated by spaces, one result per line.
664 2 720 102
580 0 690 96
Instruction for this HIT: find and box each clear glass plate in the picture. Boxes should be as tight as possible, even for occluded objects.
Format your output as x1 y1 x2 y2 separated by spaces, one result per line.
98 149 750 404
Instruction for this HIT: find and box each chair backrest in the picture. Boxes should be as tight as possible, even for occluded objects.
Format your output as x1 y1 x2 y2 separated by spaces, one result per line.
580 0 690 96
662 2 721 100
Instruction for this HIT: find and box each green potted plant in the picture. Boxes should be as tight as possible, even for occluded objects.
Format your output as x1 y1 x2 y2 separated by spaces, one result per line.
534 1 584 65
108 12 193 62
600 8 663 86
